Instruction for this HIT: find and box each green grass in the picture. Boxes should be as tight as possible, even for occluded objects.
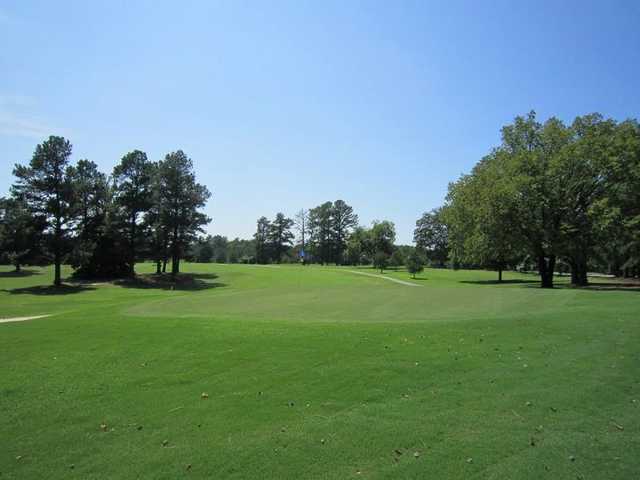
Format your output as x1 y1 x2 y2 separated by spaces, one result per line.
1 263 639 479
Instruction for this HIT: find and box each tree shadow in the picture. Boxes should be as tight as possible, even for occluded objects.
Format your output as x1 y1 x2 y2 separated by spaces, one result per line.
3 284 96 295
114 273 227 291
460 279 539 285
0 269 42 278
554 282 640 293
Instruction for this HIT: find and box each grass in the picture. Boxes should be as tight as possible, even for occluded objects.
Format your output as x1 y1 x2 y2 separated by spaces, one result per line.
1 263 639 479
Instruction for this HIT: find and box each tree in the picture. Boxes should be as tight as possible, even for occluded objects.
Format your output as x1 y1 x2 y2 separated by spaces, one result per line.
373 251 389 273
553 114 631 285
443 111 639 287
228 237 256 264
405 250 425 279
268 213 294 263
254 216 271 264
370 220 396 257
308 202 334 264
414 208 449 267
602 119 640 277
331 200 358 264
155 151 211 278
0 196 44 271
194 237 215 263
345 226 370 265
501 112 570 288
145 165 170 275
443 153 523 281
69 159 120 277
294 209 309 264
389 248 406 268
112 150 154 275
211 235 229 263
12 136 77 286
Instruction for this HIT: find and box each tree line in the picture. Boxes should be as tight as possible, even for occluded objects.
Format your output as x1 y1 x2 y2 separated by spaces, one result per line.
190 236 255 264
0 136 210 286
415 111 640 288
247 201 426 273
3 111 638 289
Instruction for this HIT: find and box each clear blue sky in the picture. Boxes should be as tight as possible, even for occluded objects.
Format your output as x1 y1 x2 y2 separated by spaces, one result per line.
1 1 639 244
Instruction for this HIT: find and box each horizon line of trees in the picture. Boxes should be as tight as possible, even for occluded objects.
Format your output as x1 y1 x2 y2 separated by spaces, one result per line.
250 201 399 267
0 136 211 286
244 201 426 273
3 110 639 289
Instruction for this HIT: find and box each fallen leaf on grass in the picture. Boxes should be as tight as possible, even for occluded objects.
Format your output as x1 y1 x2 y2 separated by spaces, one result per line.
611 420 624 431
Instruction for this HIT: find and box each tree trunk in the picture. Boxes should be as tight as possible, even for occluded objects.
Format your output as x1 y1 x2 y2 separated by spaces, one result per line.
129 217 136 276
162 258 167 273
54 254 61 287
498 268 503 283
538 254 555 288
54 221 62 287
156 260 161 275
570 261 578 284
171 255 179 278
569 255 588 286
14 262 21 273
171 228 180 279
301 231 306 265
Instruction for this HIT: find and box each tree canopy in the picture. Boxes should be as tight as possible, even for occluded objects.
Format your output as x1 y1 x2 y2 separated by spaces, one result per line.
6 137 211 284
442 111 640 287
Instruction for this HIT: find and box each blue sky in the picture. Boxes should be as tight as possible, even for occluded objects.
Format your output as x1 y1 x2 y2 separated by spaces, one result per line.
1 1 639 244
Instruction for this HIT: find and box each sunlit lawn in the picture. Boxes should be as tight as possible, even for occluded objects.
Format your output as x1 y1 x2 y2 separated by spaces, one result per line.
1 263 639 479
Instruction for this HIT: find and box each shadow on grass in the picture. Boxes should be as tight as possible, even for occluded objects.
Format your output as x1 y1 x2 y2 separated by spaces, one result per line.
460 279 538 285
553 282 640 293
3 284 96 295
114 272 227 291
0 269 42 278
